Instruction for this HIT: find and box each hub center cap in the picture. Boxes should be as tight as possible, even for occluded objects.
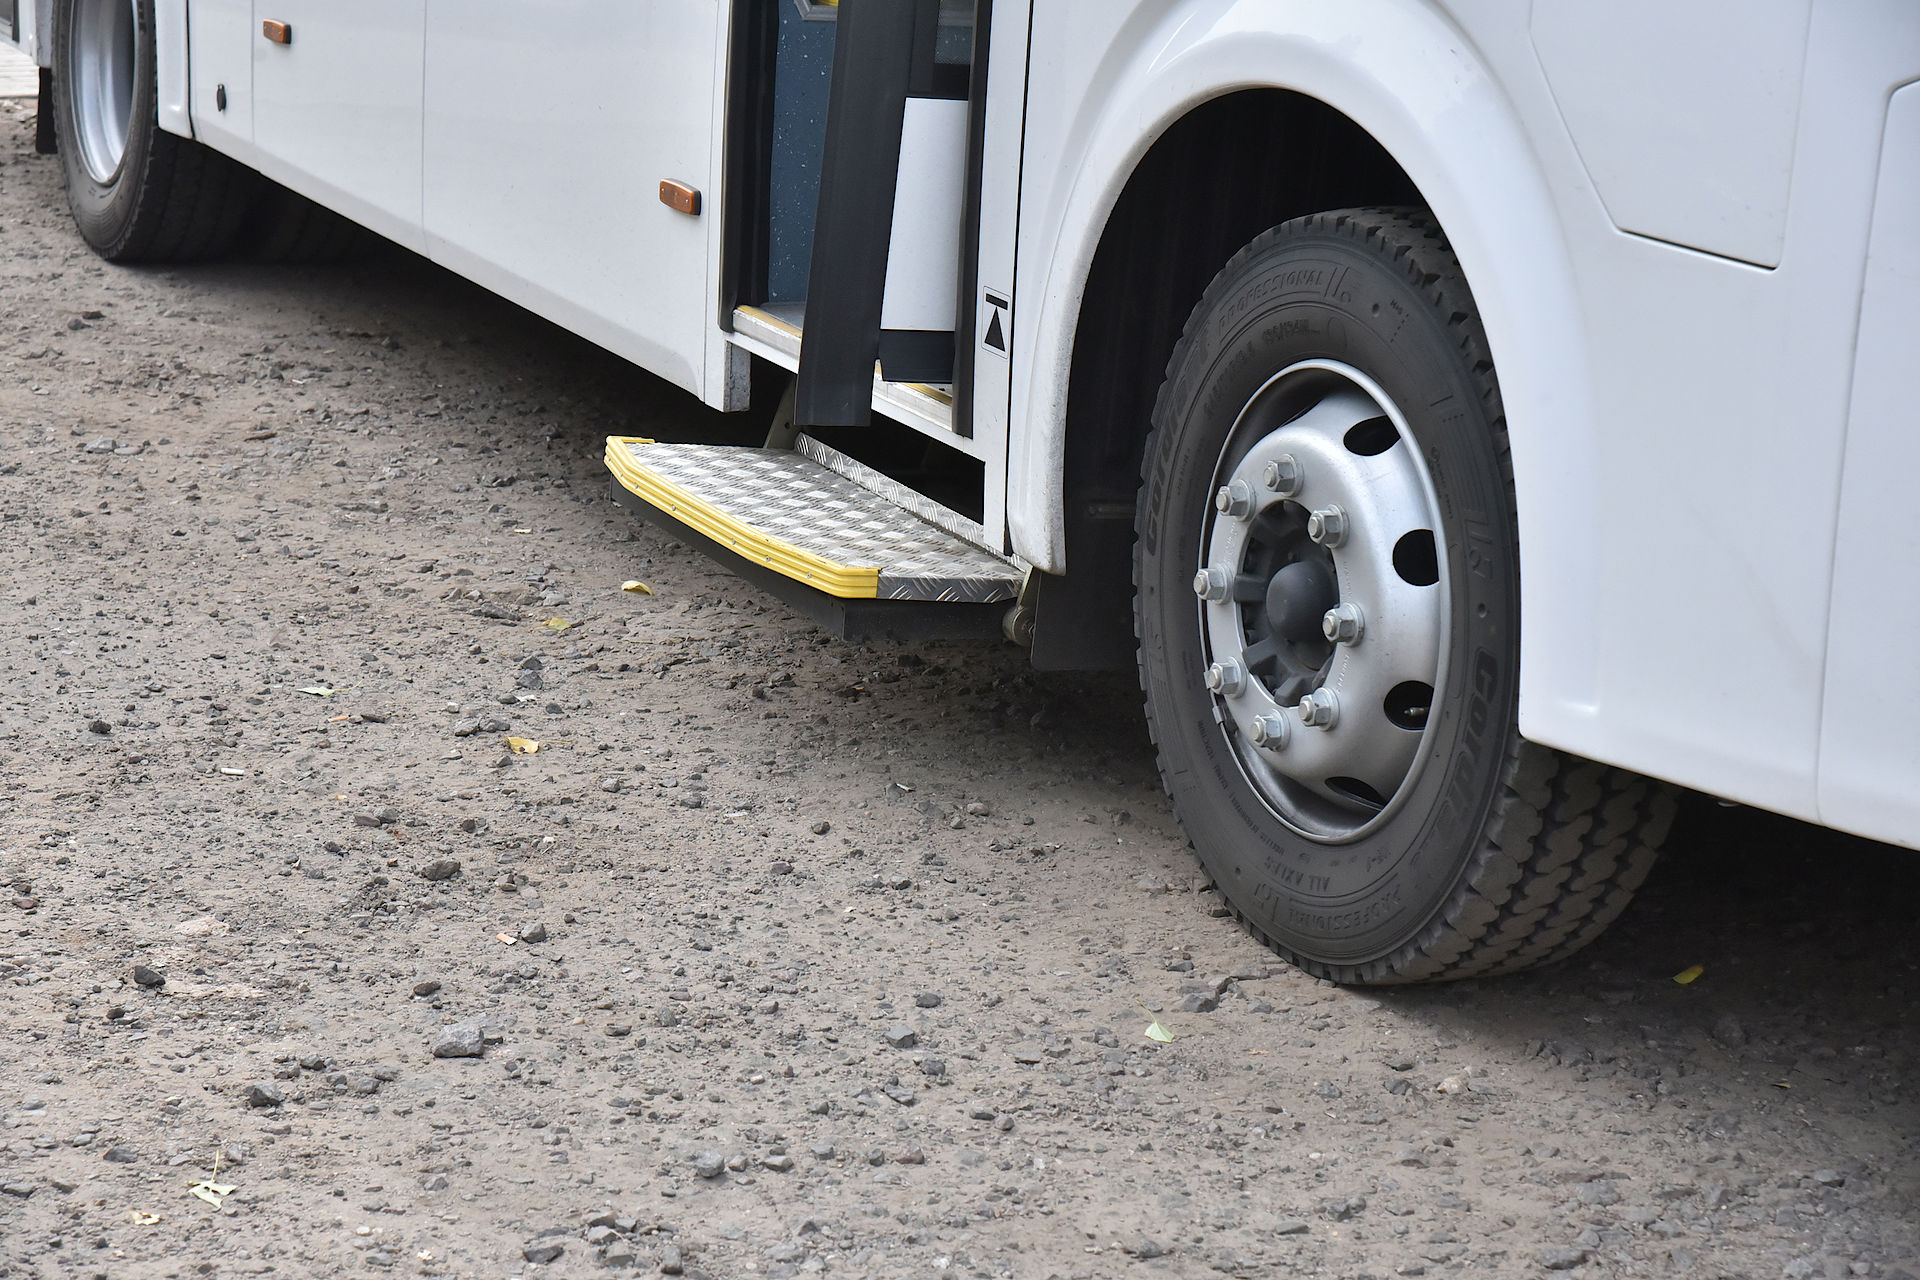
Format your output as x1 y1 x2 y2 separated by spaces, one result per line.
1266 558 1336 643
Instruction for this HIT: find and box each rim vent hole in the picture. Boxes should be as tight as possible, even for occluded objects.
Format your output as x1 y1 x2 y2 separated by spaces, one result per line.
1384 681 1434 731
1342 416 1399 456
1325 777 1388 809
1393 530 1439 587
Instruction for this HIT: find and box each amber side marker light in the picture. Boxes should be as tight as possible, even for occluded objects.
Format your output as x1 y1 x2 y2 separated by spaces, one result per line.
659 180 701 216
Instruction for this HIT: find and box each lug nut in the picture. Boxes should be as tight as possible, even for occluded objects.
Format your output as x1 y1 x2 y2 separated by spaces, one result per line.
1298 687 1340 729
1204 658 1247 697
1262 454 1303 497
1322 603 1365 645
1249 713 1291 749
1192 567 1231 602
1214 479 1255 520
1306 505 1348 547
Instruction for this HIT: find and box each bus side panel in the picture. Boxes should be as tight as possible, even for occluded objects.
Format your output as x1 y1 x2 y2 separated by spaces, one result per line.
186 0 253 154
421 0 723 402
1817 82 1920 850
155 0 189 136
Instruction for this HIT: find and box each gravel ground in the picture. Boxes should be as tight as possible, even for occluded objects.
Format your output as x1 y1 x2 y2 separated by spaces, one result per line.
1 101 1916 1280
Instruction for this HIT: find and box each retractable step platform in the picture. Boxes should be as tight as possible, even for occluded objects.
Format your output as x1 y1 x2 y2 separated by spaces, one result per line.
604 435 1023 642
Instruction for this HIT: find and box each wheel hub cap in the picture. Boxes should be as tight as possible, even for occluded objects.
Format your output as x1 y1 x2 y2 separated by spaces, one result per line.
73 0 139 184
1197 361 1449 840
1265 559 1336 644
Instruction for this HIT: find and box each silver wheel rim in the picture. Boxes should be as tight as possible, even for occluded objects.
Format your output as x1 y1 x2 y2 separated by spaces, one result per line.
72 0 138 184
1196 360 1450 842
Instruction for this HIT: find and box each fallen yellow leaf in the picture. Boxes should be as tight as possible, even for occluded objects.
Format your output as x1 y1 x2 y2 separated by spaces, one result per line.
1144 1020 1174 1043
621 580 654 595
542 617 574 631
188 1179 235 1206
505 737 540 754
1673 964 1705 985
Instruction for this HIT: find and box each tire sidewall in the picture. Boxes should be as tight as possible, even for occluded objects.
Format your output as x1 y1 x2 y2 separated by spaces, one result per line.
1139 218 1520 974
55 0 160 254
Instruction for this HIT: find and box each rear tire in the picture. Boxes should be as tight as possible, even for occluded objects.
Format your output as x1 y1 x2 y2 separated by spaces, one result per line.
53 0 253 261
1136 208 1675 984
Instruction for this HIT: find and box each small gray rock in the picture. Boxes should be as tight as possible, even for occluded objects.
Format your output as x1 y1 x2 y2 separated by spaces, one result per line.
1577 1180 1620 1207
518 921 549 944
1274 1220 1310 1236
451 719 481 737
691 1151 725 1180
523 1241 565 1264
915 992 943 1008
1177 992 1218 1014
241 1084 285 1109
659 1245 684 1275
416 858 461 882
432 1022 484 1059
884 1023 918 1049
1322 1195 1366 1220
132 964 165 988
1133 1238 1171 1260
102 1145 139 1163
412 980 442 998
1539 1245 1589 1270
1810 1169 1846 1187
761 1154 795 1173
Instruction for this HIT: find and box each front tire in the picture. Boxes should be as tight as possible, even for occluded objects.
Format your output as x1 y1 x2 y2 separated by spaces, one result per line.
53 0 253 261
1136 208 1674 984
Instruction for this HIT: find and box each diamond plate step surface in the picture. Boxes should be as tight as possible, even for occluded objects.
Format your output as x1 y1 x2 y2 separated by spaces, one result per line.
604 437 1020 603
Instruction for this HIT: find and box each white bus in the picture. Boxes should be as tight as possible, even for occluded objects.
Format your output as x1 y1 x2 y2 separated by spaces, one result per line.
10 0 1918 984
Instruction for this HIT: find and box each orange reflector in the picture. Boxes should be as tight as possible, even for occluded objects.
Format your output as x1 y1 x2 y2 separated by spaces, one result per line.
658 180 701 217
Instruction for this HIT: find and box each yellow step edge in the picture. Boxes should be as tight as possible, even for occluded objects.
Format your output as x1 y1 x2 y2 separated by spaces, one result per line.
604 437 881 599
